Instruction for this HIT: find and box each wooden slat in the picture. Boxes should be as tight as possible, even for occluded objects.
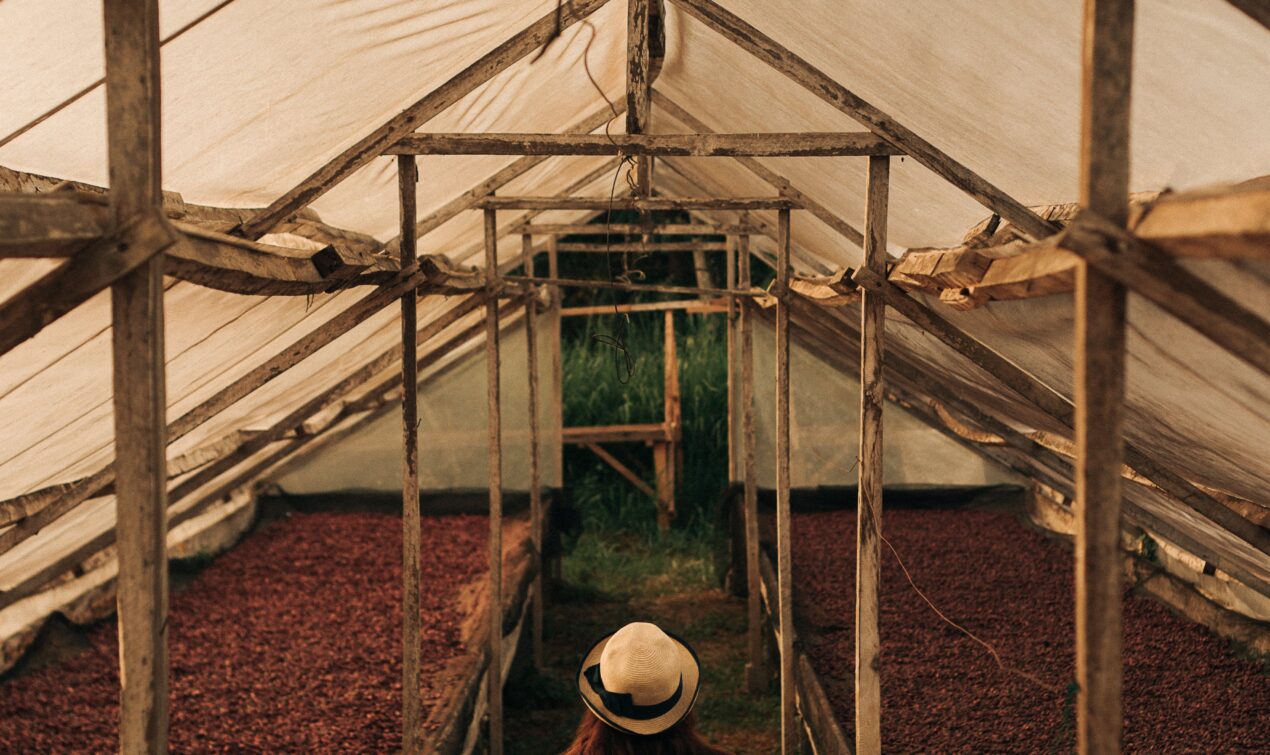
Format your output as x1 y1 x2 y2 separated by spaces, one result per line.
738 234 766 693
511 221 757 235
774 207 796 754
549 238 565 486
475 196 795 211
560 298 728 317
667 0 1057 240
562 423 672 444
387 131 904 157
104 0 169 751
398 156 423 755
554 241 729 252
237 0 612 238
855 156 888 755
523 233 544 670
504 273 759 299
483 209 504 755
1076 1 1133 751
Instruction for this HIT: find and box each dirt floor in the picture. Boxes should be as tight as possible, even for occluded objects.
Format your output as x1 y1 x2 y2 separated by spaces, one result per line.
792 508 1270 753
0 511 488 752
504 536 781 755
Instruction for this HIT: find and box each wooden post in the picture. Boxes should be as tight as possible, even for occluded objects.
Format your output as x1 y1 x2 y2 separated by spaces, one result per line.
523 233 544 670
549 237 564 491
627 0 653 197
738 234 765 694
1076 1 1133 752
726 234 738 482
655 310 680 531
484 209 504 755
774 209 796 753
104 1 170 751
397 156 423 754
856 156 889 755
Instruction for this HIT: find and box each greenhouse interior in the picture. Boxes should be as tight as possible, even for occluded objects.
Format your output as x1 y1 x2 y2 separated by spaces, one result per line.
0 0 1267 753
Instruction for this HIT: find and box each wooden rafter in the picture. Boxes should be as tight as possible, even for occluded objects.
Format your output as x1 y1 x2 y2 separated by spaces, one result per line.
475 196 795 211
237 0 613 238
386 131 904 157
511 221 757 235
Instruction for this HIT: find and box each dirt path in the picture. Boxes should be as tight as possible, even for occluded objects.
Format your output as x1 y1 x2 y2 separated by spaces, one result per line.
505 552 780 754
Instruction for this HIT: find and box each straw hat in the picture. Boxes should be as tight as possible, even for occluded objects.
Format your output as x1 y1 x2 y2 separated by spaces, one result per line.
576 622 702 736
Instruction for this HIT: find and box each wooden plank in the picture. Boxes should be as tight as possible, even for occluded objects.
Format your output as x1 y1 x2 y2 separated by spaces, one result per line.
0 193 106 257
774 207 796 754
1076 1 1133 751
483 209 504 755
653 91 870 248
726 235 738 481
104 1 169 751
1128 183 1270 259
503 273 760 298
475 196 795 211
584 443 657 499
738 235 765 693
627 0 652 137
511 221 757 235
387 131 904 157
856 156 888 755
523 233 544 671
849 267 1270 555
398 156 423 755
554 241 729 252
667 0 1057 240
562 423 672 444
561 298 728 317
237 0 613 238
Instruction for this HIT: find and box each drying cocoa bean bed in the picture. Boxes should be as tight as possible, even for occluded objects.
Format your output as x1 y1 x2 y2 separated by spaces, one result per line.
0 511 490 753
791 508 1270 753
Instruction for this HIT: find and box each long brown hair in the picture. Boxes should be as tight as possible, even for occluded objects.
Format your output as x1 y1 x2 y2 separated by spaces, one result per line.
562 710 731 755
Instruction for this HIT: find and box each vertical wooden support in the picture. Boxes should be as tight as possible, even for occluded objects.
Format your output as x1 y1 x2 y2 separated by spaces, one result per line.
523 233 544 670
549 237 564 495
1076 1 1133 752
856 155 890 755
726 234 738 482
627 0 652 196
397 155 423 755
655 310 680 531
483 209 504 755
738 234 765 694
774 209 796 754
104 1 169 751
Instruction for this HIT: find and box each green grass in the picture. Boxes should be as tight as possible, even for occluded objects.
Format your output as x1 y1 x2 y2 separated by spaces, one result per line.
561 529 718 600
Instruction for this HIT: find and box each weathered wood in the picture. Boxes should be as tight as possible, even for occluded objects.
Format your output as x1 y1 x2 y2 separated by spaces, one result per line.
503 274 760 298
660 310 682 529
1076 0 1133 750
738 235 765 694
387 131 904 157
1127 183 1270 259
584 443 657 499
856 156 888 755
237 0 612 238
475 196 795 211
104 1 169 751
483 209 504 755
561 298 728 317
562 423 672 444
553 241 729 253
726 236 738 481
774 208 796 754
789 273 861 307
667 0 1057 240
398 156 423 755
652 92 868 248
548 238 564 487
0 193 106 257
850 266 1270 555
523 233 544 671
511 221 757 235
627 0 652 136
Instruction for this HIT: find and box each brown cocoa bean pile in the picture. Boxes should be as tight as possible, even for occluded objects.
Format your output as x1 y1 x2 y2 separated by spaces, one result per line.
0 511 488 752
793 508 1270 753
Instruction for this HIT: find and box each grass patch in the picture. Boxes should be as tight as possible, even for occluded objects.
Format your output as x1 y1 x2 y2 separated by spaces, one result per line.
562 529 718 600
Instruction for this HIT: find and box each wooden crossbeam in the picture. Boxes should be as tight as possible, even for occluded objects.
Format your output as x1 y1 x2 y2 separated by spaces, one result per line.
387 132 904 157
511 222 757 235
554 241 728 253
503 273 761 298
583 443 657 499
561 298 728 317
237 0 612 238
475 196 796 211
668 0 1057 240
563 423 672 444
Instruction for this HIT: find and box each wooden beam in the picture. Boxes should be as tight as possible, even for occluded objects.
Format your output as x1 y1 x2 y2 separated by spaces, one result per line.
583 443 657 499
503 273 762 298
549 238 565 485
561 298 728 316
562 423 672 444
104 0 169 751
237 0 613 238
667 0 1057 240
1076 1 1133 751
553 241 729 253
627 0 652 136
398 156 423 755
483 209 504 755
738 234 765 693
726 235 738 481
653 91 869 248
387 131 904 157
0 193 105 257
855 156 888 755
475 196 795 211
524 234 545 671
1128 183 1270 259
849 266 1270 555
511 221 757 235
774 208 796 754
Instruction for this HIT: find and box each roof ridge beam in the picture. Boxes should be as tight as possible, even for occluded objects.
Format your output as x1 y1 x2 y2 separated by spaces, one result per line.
385 131 903 157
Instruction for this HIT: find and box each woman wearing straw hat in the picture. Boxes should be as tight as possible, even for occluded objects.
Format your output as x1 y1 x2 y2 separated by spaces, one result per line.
564 622 730 754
